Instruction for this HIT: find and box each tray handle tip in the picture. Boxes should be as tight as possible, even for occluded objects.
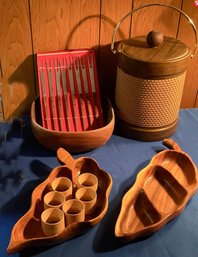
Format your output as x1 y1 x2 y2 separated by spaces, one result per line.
57 148 75 167
162 138 182 152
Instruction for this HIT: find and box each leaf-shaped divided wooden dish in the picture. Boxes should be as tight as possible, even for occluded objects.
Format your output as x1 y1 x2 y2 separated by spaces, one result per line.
7 149 112 254
115 138 198 242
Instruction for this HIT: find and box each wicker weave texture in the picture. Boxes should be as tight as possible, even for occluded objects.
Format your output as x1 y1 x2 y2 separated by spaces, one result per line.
115 67 186 127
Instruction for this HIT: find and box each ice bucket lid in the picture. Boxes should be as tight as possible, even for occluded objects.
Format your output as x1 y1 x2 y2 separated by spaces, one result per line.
112 4 198 79
117 34 192 78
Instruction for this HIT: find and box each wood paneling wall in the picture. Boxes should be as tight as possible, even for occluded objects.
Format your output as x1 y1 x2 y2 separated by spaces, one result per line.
0 0 35 120
0 0 198 121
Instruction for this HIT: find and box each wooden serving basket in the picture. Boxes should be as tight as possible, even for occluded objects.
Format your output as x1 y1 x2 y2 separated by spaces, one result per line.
115 139 198 241
7 149 113 254
31 49 115 152
112 3 198 141
31 95 115 152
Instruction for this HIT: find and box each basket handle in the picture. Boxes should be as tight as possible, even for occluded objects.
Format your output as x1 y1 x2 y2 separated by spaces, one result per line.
111 3 198 58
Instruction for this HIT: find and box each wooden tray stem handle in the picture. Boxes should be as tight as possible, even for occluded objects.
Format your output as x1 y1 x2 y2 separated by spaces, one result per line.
57 148 75 168
162 138 182 152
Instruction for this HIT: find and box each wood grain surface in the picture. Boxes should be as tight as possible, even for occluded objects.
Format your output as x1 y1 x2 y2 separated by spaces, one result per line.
0 0 197 120
31 96 115 152
131 0 182 37
178 1 198 108
7 149 112 254
115 139 198 241
195 92 198 108
30 0 101 53
98 0 132 103
0 0 35 120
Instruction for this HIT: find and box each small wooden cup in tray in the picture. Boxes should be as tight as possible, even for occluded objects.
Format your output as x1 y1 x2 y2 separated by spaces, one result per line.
115 139 198 241
7 149 112 254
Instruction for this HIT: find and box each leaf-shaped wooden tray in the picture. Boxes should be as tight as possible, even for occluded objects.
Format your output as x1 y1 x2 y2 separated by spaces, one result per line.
7 149 112 254
115 139 198 242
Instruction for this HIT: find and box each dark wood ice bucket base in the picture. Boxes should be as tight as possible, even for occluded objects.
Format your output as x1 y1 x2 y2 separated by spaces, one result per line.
115 116 178 142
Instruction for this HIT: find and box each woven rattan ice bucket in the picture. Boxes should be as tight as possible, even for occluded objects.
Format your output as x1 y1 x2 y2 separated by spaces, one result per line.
112 4 197 141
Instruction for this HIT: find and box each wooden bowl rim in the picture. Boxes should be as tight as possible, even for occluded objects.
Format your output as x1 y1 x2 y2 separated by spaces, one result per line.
31 96 115 135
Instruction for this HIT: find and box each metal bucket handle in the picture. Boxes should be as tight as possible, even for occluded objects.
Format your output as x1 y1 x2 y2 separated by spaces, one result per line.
111 3 198 58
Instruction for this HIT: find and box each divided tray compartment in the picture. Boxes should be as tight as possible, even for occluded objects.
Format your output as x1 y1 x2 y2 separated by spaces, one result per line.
36 49 103 132
7 149 112 254
115 139 198 242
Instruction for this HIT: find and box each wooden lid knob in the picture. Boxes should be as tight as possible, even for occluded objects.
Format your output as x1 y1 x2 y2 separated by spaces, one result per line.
146 31 164 47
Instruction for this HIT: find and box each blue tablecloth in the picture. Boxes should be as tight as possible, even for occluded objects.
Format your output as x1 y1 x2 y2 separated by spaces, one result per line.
1 109 198 257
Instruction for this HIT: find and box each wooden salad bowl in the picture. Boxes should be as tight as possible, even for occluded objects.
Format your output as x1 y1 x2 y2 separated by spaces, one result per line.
31 96 115 152
115 138 198 242
7 149 112 254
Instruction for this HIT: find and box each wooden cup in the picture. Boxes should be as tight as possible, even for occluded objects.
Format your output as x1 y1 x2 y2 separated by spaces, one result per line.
41 208 65 236
51 177 73 200
77 173 98 191
43 191 65 210
75 187 97 214
62 199 85 226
